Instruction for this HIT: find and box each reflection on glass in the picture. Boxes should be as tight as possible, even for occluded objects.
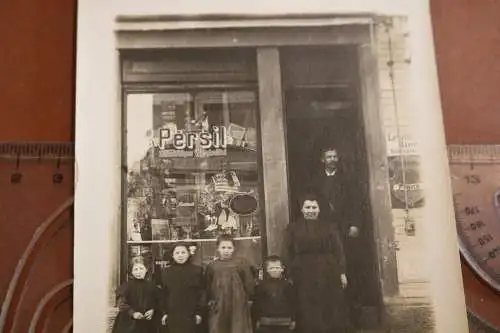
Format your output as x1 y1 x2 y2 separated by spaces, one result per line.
125 90 262 275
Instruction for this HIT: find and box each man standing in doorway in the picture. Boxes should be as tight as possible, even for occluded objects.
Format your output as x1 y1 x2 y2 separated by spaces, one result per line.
311 146 362 332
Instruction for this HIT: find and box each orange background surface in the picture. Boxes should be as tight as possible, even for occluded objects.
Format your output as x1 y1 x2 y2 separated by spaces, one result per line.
0 0 75 332
0 0 500 331
431 0 500 329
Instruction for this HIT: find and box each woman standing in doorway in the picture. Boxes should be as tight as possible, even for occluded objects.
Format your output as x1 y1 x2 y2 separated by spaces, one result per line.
283 193 348 333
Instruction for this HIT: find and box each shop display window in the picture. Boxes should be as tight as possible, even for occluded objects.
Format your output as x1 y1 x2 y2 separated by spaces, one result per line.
124 90 263 280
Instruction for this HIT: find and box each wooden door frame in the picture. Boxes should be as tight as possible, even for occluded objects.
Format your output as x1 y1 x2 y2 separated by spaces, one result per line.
358 41 399 298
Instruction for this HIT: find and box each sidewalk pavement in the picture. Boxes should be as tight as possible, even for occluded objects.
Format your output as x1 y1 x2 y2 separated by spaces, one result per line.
360 281 435 333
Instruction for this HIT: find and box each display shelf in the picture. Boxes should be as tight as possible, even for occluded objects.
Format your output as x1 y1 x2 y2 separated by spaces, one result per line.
127 236 261 244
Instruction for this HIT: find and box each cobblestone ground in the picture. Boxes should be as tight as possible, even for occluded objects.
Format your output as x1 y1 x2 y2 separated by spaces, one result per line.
356 303 434 333
107 304 435 333
107 284 437 333
385 303 434 333
358 280 435 333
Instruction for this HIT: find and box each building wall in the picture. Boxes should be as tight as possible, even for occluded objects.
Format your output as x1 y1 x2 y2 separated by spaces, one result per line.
112 13 424 291
375 17 428 286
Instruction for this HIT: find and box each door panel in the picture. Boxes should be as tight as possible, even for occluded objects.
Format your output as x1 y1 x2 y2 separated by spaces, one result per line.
284 82 383 328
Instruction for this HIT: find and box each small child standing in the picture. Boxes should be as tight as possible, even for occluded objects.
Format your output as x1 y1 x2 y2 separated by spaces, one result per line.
160 243 204 333
253 256 297 333
111 262 158 333
205 234 255 333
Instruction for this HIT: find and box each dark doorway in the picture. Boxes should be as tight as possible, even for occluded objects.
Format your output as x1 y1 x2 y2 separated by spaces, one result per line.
284 87 363 216
281 46 383 329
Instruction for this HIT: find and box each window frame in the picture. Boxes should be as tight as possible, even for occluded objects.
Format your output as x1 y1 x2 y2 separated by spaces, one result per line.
120 83 266 283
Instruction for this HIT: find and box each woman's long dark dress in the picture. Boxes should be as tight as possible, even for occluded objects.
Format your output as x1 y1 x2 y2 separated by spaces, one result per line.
111 278 159 333
284 217 347 333
160 262 204 333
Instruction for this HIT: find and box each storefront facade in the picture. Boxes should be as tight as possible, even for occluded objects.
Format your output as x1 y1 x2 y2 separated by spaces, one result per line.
113 13 424 329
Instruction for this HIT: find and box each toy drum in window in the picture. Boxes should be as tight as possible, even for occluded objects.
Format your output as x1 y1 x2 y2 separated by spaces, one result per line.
229 193 258 216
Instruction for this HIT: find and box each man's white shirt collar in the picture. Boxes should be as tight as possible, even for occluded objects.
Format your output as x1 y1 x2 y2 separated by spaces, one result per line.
325 169 337 176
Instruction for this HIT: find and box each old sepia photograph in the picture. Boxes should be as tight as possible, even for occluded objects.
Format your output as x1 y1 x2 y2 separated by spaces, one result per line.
74 2 468 333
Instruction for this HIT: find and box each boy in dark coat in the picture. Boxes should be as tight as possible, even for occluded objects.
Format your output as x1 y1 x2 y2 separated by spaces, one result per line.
253 255 297 333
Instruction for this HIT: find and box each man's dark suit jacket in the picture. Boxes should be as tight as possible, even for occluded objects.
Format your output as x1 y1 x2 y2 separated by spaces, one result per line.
309 165 359 236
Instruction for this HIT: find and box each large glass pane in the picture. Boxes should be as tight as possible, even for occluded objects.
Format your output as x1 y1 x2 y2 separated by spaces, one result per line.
125 91 262 282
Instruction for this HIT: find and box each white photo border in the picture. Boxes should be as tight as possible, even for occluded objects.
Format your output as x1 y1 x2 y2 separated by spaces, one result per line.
74 1 468 332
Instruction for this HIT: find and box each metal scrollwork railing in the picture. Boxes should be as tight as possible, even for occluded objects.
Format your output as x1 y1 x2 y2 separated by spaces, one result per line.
0 197 74 333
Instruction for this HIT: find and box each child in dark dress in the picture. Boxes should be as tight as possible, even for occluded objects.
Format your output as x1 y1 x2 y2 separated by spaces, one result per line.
111 262 158 333
205 234 255 333
254 256 297 333
160 243 204 333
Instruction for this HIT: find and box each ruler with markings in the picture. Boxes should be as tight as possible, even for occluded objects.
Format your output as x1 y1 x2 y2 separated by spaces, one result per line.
0 141 74 332
448 144 500 333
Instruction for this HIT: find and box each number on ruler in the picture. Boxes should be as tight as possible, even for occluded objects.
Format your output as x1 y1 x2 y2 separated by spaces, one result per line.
10 172 22 184
478 234 494 247
465 175 481 184
487 246 500 260
465 206 480 215
470 221 486 230
52 173 64 184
